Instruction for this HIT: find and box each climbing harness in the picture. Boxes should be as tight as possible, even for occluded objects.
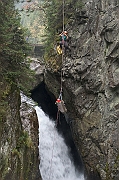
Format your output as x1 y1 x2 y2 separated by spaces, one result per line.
55 98 67 114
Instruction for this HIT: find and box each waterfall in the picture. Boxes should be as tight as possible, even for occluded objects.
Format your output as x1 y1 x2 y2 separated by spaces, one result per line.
35 106 85 180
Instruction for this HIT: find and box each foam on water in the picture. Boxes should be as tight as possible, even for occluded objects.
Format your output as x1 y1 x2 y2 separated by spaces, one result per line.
35 106 85 180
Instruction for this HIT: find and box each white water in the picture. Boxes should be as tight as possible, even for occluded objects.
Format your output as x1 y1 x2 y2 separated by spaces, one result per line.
35 106 85 180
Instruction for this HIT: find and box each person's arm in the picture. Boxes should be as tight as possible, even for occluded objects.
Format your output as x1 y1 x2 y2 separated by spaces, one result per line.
65 34 68 39
59 32 63 36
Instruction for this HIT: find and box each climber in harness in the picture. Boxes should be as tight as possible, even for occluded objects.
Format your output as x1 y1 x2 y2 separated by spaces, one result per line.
55 98 67 114
59 31 69 49
55 91 69 125
56 31 70 55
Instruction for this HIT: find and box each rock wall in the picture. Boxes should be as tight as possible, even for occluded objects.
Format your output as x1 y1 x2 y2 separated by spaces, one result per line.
0 83 41 180
44 0 119 179
20 94 42 180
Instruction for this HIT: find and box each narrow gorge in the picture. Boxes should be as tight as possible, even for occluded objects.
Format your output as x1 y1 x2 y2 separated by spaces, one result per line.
0 0 119 180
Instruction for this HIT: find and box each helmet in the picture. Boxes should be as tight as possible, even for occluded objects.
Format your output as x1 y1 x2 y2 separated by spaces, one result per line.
64 31 68 34
56 99 61 103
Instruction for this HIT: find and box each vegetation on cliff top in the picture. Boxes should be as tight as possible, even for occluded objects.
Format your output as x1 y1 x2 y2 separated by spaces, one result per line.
44 0 83 70
0 0 34 119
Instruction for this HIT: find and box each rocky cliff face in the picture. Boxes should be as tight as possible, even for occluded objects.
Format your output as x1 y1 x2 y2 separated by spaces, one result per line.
0 82 41 180
44 0 119 179
20 93 42 180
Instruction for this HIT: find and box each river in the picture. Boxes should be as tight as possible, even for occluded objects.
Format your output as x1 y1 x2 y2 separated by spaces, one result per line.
35 106 85 180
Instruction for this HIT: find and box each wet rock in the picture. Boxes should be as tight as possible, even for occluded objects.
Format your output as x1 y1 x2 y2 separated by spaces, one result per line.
20 93 42 180
0 86 42 180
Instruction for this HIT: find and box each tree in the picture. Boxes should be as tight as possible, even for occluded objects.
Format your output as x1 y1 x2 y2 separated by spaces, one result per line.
0 0 33 93
44 0 83 57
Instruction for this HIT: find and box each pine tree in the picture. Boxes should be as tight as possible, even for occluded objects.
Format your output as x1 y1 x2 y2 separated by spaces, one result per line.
0 0 33 91
44 0 83 57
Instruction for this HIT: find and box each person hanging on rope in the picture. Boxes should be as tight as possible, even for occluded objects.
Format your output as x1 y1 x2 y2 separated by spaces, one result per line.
55 97 70 125
55 98 67 113
59 30 69 50
56 31 71 55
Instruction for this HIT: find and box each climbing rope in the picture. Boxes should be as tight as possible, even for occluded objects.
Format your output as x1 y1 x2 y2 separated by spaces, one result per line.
56 0 65 124
60 0 65 97
49 1 65 179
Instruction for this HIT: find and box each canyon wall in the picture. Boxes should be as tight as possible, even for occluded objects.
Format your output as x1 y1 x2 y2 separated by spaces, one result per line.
0 83 41 180
44 0 119 179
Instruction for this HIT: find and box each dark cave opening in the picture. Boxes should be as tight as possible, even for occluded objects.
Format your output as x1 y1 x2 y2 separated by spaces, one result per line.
30 81 84 174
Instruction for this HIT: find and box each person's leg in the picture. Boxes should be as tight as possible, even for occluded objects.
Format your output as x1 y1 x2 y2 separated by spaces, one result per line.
59 41 62 49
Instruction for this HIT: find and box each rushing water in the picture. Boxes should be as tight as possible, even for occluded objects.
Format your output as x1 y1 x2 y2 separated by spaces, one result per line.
35 106 85 180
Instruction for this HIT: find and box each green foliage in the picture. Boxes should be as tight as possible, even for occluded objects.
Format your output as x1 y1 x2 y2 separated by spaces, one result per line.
44 0 63 54
16 130 33 150
12 148 21 158
0 155 9 179
44 0 83 61
0 0 35 119
0 101 8 121
0 0 33 94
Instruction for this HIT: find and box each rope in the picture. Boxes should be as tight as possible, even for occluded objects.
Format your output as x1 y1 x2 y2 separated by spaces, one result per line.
60 0 65 98
49 1 65 179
